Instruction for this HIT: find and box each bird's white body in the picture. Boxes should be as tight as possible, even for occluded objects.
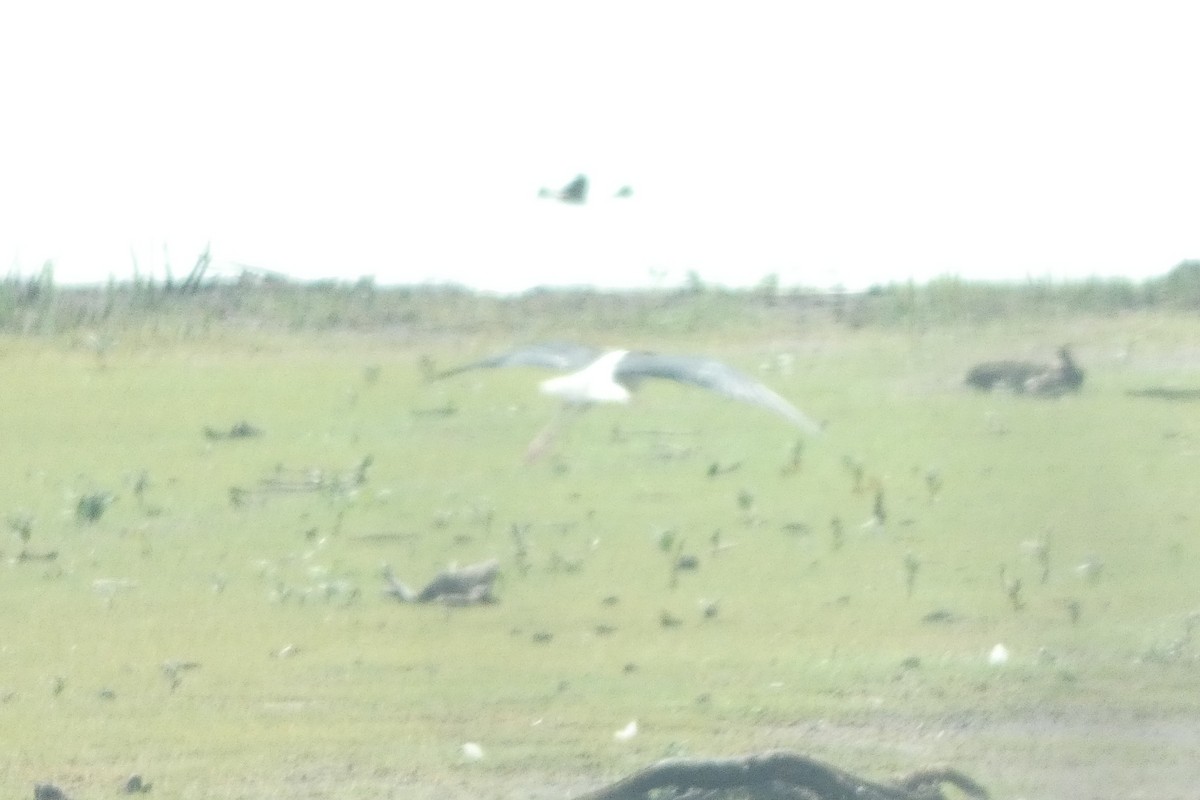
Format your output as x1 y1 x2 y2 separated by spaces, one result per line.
539 349 633 405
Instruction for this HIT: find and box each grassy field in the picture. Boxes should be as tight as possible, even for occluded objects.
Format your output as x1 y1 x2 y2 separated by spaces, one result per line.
1 309 1198 799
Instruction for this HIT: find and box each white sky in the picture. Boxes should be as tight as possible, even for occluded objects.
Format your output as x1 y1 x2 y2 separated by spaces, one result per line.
1 1 1197 292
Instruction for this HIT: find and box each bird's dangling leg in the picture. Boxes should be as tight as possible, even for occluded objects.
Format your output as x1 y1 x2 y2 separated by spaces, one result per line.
524 422 559 464
524 404 584 464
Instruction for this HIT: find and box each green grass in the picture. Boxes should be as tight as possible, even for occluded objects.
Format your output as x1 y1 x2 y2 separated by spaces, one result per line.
1 315 1198 798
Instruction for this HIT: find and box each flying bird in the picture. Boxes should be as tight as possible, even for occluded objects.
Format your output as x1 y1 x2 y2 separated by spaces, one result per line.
538 174 589 204
431 343 821 461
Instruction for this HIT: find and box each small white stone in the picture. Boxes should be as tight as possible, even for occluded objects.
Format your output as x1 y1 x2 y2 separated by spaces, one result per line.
614 720 638 741
988 643 1010 666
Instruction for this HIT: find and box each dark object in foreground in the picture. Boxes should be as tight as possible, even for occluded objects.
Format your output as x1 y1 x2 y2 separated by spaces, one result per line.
966 346 1083 397
383 559 500 605
34 784 69 800
123 774 152 793
570 751 989 800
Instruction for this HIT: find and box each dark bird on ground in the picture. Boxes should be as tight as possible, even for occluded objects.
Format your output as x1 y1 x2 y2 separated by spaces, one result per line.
538 174 588 204
966 346 1084 396
383 559 500 605
431 343 820 461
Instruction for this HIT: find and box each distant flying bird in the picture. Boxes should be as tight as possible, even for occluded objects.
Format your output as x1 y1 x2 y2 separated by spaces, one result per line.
431 343 821 461
538 174 589 204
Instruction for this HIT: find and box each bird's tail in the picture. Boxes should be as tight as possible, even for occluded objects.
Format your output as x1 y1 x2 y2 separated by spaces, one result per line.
382 565 416 602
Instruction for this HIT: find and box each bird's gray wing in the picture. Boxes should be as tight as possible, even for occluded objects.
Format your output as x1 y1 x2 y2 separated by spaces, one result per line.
616 352 822 434
415 560 499 603
433 343 602 379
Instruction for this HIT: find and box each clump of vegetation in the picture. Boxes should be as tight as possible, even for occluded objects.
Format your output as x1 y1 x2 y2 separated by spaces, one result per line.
203 421 263 440
75 491 114 524
2 258 1198 339
6 513 33 542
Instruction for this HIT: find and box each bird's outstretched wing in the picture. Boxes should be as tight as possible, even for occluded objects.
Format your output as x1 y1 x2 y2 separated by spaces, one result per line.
537 174 588 204
433 343 602 379
616 352 822 434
